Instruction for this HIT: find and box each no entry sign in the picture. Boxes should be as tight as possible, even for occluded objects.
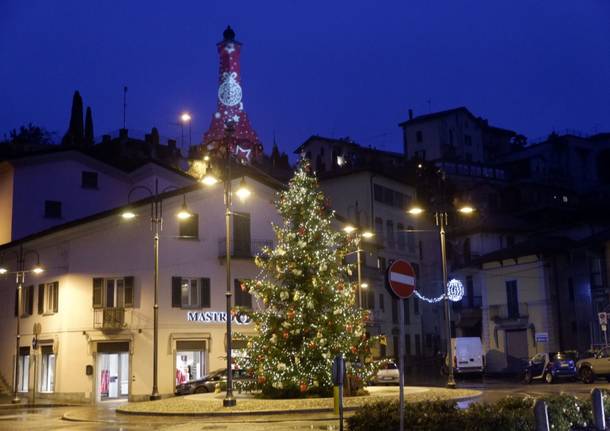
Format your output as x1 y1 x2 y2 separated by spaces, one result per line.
386 259 416 299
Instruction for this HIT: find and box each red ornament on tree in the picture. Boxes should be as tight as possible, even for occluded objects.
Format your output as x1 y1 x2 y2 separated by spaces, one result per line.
350 345 358 354
287 309 296 320
282 330 289 339
299 382 308 393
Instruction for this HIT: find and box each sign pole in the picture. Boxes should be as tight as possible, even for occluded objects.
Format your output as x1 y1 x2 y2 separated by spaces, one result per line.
398 298 405 431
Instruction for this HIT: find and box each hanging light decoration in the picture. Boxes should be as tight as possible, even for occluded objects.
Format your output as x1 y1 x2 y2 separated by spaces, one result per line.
446 279 465 302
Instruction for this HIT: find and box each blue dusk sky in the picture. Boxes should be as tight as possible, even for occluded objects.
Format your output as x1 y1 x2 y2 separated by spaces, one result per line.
1 1 609 156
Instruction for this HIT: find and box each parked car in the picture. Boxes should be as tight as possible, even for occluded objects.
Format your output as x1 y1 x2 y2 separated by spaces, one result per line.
577 347 610 384
373 361 399 385
175 368 255 395
442 337 485 376
524 352 578 384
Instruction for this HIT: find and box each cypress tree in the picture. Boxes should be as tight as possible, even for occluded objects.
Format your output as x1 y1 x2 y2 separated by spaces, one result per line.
62 90 84 146
84 106 94 146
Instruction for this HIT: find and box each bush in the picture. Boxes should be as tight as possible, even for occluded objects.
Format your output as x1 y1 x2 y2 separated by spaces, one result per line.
347 394 598 431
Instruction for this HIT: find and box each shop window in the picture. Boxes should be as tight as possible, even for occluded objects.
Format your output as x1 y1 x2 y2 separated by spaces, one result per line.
176 340 207 386
81 171 98 189
234 279 252 308
92 277 134 309
179 213 199 239
18 347 29 392
40 345 55 393
38 282 58 315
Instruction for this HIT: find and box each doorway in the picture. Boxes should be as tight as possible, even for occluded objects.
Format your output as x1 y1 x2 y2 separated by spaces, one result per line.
97 342 129 401
505 329 528 373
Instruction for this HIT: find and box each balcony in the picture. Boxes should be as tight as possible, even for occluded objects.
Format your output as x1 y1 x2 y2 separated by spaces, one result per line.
489 302 528 323
94 308 128 330
218 238 273 259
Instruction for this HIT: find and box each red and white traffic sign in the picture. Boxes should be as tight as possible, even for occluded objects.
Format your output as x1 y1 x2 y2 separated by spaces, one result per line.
386 259 416 299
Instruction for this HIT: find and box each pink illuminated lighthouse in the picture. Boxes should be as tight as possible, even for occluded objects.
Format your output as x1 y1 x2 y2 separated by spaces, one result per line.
202 26 263 163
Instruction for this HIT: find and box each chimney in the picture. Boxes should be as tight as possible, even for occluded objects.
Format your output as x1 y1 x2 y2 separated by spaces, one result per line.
408 109 414 120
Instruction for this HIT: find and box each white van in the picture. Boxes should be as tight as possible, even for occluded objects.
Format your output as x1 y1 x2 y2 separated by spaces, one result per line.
450 337 484 375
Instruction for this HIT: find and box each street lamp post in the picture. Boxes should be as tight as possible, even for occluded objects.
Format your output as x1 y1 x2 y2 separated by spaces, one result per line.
0 245 44 404
408 205 474 389
199 121 250 408
122 179 192 401
343 226 374 308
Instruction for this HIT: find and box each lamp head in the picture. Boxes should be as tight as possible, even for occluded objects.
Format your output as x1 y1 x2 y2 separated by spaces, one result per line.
201 173 219 186
32 265 44 274
361 230 374 239
408 206 425 216
458 205 475 215
343 225 356 234
0 267 7 275
235 177 251 201
180 112 192 123
176 196 192 220
121 209 136 220
361 282 369 289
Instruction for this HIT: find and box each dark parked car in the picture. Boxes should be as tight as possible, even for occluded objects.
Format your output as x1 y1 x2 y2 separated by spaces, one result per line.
175 368 255 395
524 352 577 384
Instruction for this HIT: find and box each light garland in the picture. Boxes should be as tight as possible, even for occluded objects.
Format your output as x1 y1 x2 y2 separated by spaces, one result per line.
413 279 465 303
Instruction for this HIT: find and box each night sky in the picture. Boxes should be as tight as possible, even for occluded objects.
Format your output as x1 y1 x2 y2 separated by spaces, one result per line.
1 1 609 157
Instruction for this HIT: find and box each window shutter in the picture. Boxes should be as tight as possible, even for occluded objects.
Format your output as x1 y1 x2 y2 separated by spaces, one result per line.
123 276 134 308
38 284 45 314
93 278 103 308
14 289 18 317
27 285 34 315
53 281 59 313
234 279 241 306
172 277 182 308
201 278 210 308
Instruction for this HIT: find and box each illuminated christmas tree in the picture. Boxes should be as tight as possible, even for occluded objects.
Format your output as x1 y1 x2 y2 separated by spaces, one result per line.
240 159 377 396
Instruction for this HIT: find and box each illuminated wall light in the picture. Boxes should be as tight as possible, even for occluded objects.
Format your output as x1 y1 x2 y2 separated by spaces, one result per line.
0 267 7 274
121 210 136 220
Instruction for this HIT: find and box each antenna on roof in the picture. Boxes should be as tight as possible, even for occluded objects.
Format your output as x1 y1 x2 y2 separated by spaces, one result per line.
123 86 128 129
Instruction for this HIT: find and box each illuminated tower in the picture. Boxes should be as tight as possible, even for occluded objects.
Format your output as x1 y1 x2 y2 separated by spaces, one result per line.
202 26 263 163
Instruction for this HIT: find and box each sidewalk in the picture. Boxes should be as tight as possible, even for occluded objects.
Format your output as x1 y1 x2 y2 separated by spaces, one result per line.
0 394 76 409
115 386 481 416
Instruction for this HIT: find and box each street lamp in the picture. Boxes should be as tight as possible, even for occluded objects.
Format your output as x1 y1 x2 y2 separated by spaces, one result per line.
0 245 43 404
407 203 475 389
343 225 374 308
200 121 250 408
180 112 192 149
121 179 192 400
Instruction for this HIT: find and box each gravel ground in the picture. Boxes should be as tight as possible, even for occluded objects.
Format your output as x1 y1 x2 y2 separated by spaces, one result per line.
116 387 481 415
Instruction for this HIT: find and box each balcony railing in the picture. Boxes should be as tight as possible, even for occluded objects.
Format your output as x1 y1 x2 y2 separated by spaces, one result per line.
489 302 528 322
94 307 128 330
218 238 273 259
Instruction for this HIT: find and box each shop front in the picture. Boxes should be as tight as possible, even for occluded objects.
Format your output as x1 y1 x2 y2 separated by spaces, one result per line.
96 341 130 401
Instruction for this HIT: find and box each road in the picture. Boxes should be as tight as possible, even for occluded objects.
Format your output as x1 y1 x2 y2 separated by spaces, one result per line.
1 379 609 431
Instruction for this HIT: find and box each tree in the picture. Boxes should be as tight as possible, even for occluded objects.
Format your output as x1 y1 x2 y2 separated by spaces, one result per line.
241 158 378 396
62 90 84 146
84 106 94 146
0 123 55 157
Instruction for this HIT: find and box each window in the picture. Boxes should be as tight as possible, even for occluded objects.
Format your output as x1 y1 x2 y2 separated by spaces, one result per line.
404 299 410 324
466 276 474 307
463 238 471 263
415 334 421 356
392 298 398 324
44 200 62 218
407 226 416 252
397 223 405 250
416 131 423 143
81 171 98 189
374 217 383 240
377 256 386 272
40 345 55 392
234 279 252 308
386 220 395 248
38 282 58 314
363 289 375 310
179 213 199 239
379 294 385 312
233 212 251 257
92 277 134 309
172 277 211 308
506 280 519 318
19 285 34 317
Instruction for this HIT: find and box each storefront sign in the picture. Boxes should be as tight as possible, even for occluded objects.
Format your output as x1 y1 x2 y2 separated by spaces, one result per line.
186 311 252 325
535 332 549 343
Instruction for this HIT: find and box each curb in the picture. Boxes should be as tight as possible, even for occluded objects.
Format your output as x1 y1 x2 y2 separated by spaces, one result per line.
114 392 482 417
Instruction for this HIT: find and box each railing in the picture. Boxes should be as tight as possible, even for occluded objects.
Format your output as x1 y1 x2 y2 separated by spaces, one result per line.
489 302 528 321
218 238 273 259
94 308 128 330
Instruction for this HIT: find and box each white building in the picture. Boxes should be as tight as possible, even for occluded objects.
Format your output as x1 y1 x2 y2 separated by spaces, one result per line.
0 170 280 402
0 148 195 245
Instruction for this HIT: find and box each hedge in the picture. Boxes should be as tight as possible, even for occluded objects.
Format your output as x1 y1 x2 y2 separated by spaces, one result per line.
347 393 602 431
